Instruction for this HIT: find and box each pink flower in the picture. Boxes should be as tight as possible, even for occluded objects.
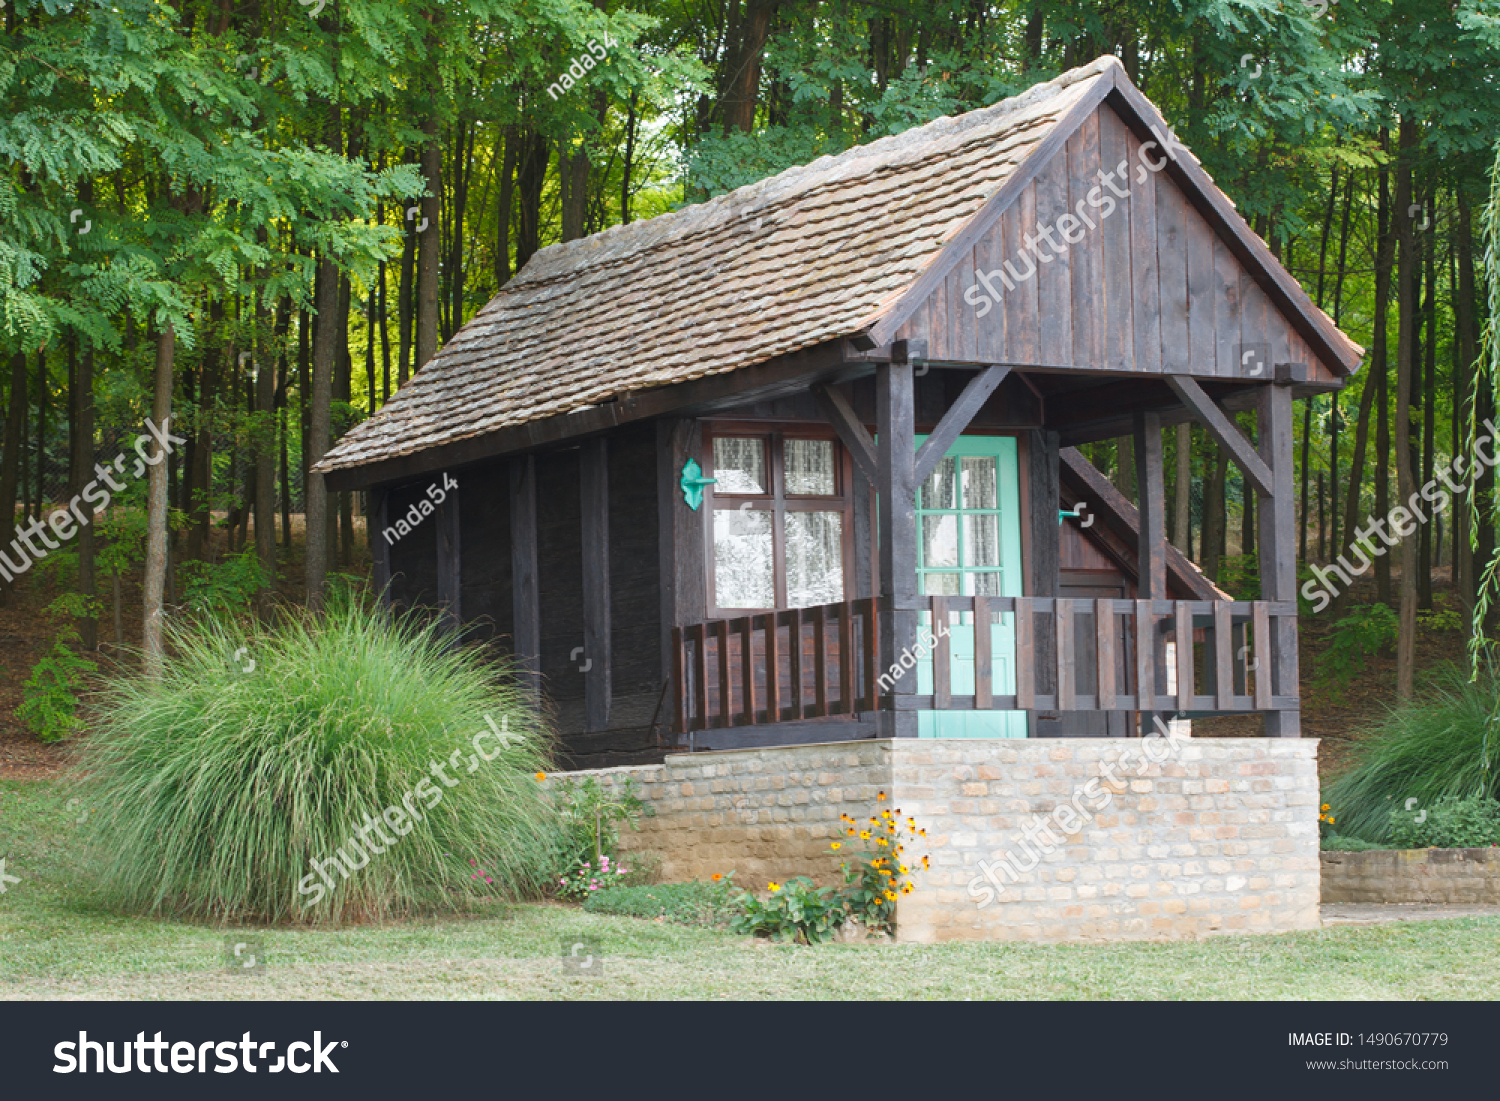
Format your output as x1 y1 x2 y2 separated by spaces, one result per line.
589 884 598 891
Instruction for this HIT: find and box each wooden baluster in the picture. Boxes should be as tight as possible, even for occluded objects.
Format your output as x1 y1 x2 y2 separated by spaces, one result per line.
715 619 731 729
739 616 756 726
973 594 992 709
1056 597 1075 711
838 600 855 716
1214 601 1233 711
692 623 708 733
1252 602 1272 710
787 608 804 720
931 595 950 710
1015 597 1035 709
672 626 686 734
1135 599 1153 713
812 604 829 719
764 613 780 724
1096 598 1115 711
1174 601 1194 712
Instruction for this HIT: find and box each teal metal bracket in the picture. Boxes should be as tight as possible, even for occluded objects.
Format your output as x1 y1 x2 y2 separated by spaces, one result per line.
1058 507 1084 524
680 458 717 511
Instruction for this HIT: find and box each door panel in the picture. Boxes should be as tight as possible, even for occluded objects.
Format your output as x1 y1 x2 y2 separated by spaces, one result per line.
912 436 1026 738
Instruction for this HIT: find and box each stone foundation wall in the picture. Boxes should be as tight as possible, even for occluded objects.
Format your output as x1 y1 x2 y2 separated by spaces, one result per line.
572 736 1321 943
1321 847 1500 903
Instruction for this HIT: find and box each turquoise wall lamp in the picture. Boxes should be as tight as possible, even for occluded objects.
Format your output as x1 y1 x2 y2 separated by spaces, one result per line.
680 458 717 511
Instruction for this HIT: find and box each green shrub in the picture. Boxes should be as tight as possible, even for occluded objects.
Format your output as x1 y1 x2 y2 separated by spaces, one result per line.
1324 663 1500 843
18 595 97 743
730 876 842 944
583 878 737 926
1316 602 1398 698
1320 834 1386 851
180 547 268 615
551 772 653 871
1387 794 1500 849
73 591 560 924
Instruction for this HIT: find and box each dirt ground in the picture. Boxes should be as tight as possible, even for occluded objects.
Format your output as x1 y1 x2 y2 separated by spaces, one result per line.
0 524 1477 786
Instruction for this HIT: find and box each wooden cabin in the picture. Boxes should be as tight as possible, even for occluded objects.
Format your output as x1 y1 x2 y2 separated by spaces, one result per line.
316 55 1362 769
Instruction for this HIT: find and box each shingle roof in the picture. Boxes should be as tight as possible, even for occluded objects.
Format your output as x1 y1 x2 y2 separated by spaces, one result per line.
316 56 1121 474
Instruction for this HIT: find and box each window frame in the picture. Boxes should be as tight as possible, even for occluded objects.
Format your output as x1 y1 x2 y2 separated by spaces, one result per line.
702 422 856 617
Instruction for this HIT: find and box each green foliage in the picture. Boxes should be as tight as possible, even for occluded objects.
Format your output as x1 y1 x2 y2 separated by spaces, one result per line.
72 592 561 924
1316 603 1398 697
1387 795 1500 849
555 854 633 902
582 878 738 926
1216 555 1260 600
180 548 268 615
18 595 98 744
1417 606 1465 633
551 773 653 871
830 803 926 935
1324 664 1500 843
1320 834 1387 851
730 877 842 945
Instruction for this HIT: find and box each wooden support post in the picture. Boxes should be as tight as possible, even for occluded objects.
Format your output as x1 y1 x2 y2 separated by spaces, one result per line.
435 477 461 640
1028 430 1061 732
510 454 541 703
877 361 919 737
370 487 391 608
1257 382 1301 735
581 438 612 732
1133 410 1166 733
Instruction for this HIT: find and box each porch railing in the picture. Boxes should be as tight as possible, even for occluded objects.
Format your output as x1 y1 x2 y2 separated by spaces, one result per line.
672 595 1297 735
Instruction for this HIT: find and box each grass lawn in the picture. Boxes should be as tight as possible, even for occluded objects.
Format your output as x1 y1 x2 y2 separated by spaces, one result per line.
2 778 1497 1001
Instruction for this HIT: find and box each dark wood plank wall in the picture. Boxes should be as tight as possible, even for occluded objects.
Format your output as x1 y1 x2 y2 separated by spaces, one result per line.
893 103 1336 385
385 479 441 615
605 422 666 730
536 449 586 714
457 464 513 643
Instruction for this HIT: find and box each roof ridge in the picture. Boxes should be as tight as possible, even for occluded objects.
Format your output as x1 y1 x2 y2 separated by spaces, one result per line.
515 55 1121 287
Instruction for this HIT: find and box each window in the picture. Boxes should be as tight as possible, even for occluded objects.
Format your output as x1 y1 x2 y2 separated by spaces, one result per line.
704 427 854 614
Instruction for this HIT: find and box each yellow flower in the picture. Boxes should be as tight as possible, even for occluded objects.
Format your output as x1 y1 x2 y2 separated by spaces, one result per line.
1321 804 1330 811
877 837 889 847
877 791 886 802
711 873 724 882
899 864 909 874
768 882 782 892
860 830 870 840
883 890 897 901
830 842 842 851
534 772 547 782
846 828 855 836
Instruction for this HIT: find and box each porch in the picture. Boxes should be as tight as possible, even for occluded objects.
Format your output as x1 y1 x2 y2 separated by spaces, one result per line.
670 593 1297 741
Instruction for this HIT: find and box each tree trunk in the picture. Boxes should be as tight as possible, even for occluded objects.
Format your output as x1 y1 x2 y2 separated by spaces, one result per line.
0 352 27 603
337 275 354 567
1454 190 1478 615
254 295 277 617
72 341 97 648
1333 354 1379 617
1204 444 1227 583
495 123 516 285
397 175 416 387
187 300 221 561
305 253 338 610
1419 194 1437 610
514 128 548 273
1392 117 1418 701
1173 422 1191 554
1373 145 1395 606
143 325 175 676
417 119 442 371
1113 436 1134 499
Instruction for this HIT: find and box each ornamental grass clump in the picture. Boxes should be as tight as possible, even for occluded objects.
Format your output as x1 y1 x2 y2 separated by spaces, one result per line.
73 592 561 925
1323 663 1500 844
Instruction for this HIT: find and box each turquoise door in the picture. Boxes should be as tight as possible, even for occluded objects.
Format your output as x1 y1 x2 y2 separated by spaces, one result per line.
913 436 1027 738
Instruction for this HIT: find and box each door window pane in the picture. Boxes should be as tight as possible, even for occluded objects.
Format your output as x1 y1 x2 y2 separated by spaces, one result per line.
785 439 836 495
920 457 957 510
922 513 959 568
712 437 766 494
921 572 961 595
969 571 1004 596
713 508 774 608
964 514 999 568
961 456 997 510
